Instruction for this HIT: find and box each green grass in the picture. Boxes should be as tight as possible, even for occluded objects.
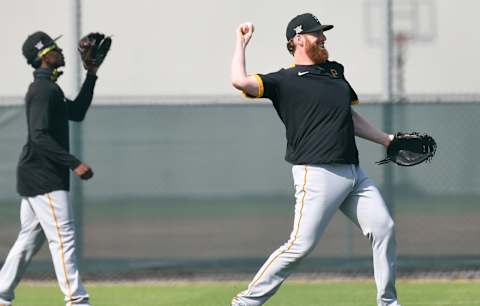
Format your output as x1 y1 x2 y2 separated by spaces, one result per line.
13 280 480 306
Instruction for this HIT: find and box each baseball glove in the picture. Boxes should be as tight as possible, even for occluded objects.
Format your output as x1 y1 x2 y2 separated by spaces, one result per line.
78 32 112 69
376 132 437 166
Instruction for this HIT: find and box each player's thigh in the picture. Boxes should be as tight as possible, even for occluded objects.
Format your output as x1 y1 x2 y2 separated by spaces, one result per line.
19 199 44 237
340 174 393 235
29 191 75 241
9 199 46 250
20 198 38 228
292 165 353 241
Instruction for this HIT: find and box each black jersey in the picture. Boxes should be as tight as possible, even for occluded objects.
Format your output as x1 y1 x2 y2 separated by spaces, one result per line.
17 68 97 197
248 61 359 165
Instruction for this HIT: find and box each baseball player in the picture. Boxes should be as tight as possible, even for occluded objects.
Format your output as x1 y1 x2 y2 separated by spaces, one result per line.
0 31 103 306
230 13 401 306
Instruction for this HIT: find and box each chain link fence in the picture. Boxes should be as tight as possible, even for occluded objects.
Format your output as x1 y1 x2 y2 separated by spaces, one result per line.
0 99 479 279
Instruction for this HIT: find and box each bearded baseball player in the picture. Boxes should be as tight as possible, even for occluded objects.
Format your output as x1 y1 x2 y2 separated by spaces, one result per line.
0 31 109 306
230 13 401 306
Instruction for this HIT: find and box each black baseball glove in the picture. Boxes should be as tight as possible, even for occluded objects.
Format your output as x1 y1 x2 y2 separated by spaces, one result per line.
78 32 112 69
376 132 437 166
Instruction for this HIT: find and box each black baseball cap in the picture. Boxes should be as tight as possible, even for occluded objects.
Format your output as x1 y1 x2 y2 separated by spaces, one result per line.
286 13 333 41
22 31 62 66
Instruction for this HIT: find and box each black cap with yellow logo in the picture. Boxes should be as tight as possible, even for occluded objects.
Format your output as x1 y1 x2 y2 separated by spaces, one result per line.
22 31 62 67
286 13 333 41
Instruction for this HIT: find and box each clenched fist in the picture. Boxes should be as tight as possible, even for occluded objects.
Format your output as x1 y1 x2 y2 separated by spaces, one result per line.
237 22 255 47
74 163 94 180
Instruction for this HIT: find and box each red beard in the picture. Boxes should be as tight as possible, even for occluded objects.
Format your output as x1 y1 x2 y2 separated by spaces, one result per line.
305 39 329 64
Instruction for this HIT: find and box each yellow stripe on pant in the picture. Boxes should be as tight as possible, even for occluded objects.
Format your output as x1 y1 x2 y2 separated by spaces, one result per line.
246 165 309 294
46 193 73 306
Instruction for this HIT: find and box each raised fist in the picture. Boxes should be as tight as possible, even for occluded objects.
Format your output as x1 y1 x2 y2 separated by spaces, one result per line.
237 22 255 47
241 22 254 35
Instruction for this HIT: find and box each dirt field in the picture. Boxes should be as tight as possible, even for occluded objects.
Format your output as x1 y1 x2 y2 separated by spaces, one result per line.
0 195 478 278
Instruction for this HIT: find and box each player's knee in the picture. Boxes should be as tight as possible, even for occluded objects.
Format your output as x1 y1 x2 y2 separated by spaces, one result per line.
366 218 395 242
375 219 396 241
384 218 395 234
288 239 316 258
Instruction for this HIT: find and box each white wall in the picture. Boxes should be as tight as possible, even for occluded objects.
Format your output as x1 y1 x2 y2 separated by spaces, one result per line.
1 0 478 97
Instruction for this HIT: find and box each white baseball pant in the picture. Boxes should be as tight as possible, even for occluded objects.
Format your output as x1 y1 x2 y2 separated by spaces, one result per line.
232 164 400 306
0 190 90 306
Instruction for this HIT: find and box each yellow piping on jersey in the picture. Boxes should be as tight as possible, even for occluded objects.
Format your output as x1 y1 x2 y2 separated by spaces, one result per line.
242 74 264 98
254 74 264 97
352 99 360 105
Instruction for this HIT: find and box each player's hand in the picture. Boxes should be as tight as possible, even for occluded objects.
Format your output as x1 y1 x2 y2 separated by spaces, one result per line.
236 22 254 47
78 32 112 74
384 134 395 148
74 163 94 180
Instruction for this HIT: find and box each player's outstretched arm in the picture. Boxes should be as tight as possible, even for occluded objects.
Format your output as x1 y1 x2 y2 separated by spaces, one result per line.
231 22 260 97
351 109 393 147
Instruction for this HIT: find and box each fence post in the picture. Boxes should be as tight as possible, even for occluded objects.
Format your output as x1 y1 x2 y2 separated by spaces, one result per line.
69 0 84 266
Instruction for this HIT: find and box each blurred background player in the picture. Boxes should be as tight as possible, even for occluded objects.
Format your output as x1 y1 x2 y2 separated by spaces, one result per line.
230 13 400 306
0 31 105 306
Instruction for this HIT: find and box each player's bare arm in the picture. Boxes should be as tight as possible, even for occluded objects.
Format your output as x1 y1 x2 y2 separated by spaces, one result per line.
351 108 393 147
231 22 261 97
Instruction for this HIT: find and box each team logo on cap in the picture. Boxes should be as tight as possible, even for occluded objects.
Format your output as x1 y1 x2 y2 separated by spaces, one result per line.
35 41 44 50
294 25 303 34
